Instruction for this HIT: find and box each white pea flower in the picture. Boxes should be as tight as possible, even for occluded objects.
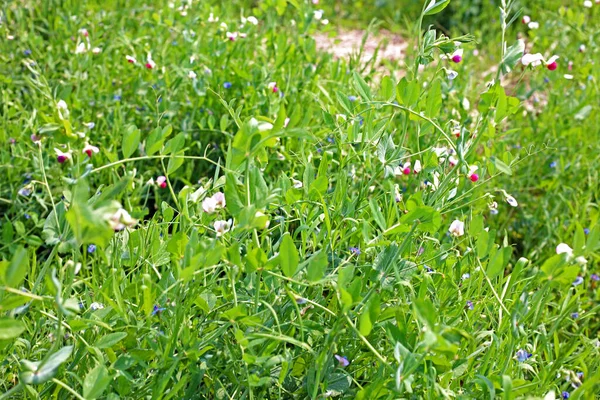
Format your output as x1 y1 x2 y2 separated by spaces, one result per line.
214 219 232 237
556 243 573 257
449 220 465 237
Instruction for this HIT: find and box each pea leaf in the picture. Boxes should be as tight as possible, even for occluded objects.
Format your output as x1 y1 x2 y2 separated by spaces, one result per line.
122 125 140 158
84 364 111 399
95 332 128 349
424 0 451 16
0 318 26 340
279 234 299 278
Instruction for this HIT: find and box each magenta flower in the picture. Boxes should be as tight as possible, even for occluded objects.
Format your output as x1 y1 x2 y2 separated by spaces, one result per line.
156 176 167 189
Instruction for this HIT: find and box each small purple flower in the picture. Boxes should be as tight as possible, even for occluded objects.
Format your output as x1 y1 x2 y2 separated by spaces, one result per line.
296 297 307 305
348 95 357 102
18 187 32 197
113 94 122 101
152 305 166 316
24 213 31 220
31 134 41 142
591 274 599 282
9 137 16 145
424 265 434 273
571 312 579 319
87 244 96 254
573 276 584 286
23 49 32 56
562 391 569 399
349 247 361 256
223 82 232 89
544 77 550 84
516 349 531 362
334 355 350 367
466 300 474 310
583 228 590 235
326 136 335 144
576 372 584 379
549 161 557 168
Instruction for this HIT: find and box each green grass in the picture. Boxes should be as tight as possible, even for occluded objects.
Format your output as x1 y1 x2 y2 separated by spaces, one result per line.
0 0 599 399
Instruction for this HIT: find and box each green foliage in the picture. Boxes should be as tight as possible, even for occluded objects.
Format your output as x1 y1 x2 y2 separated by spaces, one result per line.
0 0 599 399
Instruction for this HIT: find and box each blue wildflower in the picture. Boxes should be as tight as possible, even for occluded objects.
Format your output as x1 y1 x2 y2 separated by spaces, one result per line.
223 82 232 89
296 297 307 305
516 349 531 362
87 244 96 254
24 213 31 220
23 49 32 56
576 372 584 379
348 95 357 102
583 228 590 235
573 276 584 286
562 391 569 399
466 300 474 310
152 305 166 316
424 265 434 273
591 274 599 282
113 94 122 101
349 247 361 256
549 161 557 168
571 312 579 319
334 355 350 367
544 77 550 83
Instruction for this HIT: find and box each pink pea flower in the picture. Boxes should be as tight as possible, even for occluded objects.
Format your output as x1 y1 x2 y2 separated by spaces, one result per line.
126 55 137 64
522 15 531 24
156 176 167 189
451 48 463 63
268 81 279 93
82 143 99 158
546 55 559 71
468 165 479 182
54 148 72 164
145 53 156 69
402 161 411 175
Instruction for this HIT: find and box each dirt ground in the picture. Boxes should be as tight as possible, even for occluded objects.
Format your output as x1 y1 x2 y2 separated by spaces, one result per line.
313 29 408 67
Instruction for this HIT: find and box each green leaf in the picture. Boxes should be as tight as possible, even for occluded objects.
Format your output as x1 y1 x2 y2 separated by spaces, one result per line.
491 156 512 176
352 72 372 101
413 297 436 328
5 246 28 287
0 318 26 340
95 332 128 349
22 346 74 384
122 125 140 158
574 105 592 121
146 125 172 156
83 364 111 399
500 40 525 75
425 80 442 117
424 0 451 16
306 251 328 282
167 152 184 174
380 76 394 101
279 234 299 278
